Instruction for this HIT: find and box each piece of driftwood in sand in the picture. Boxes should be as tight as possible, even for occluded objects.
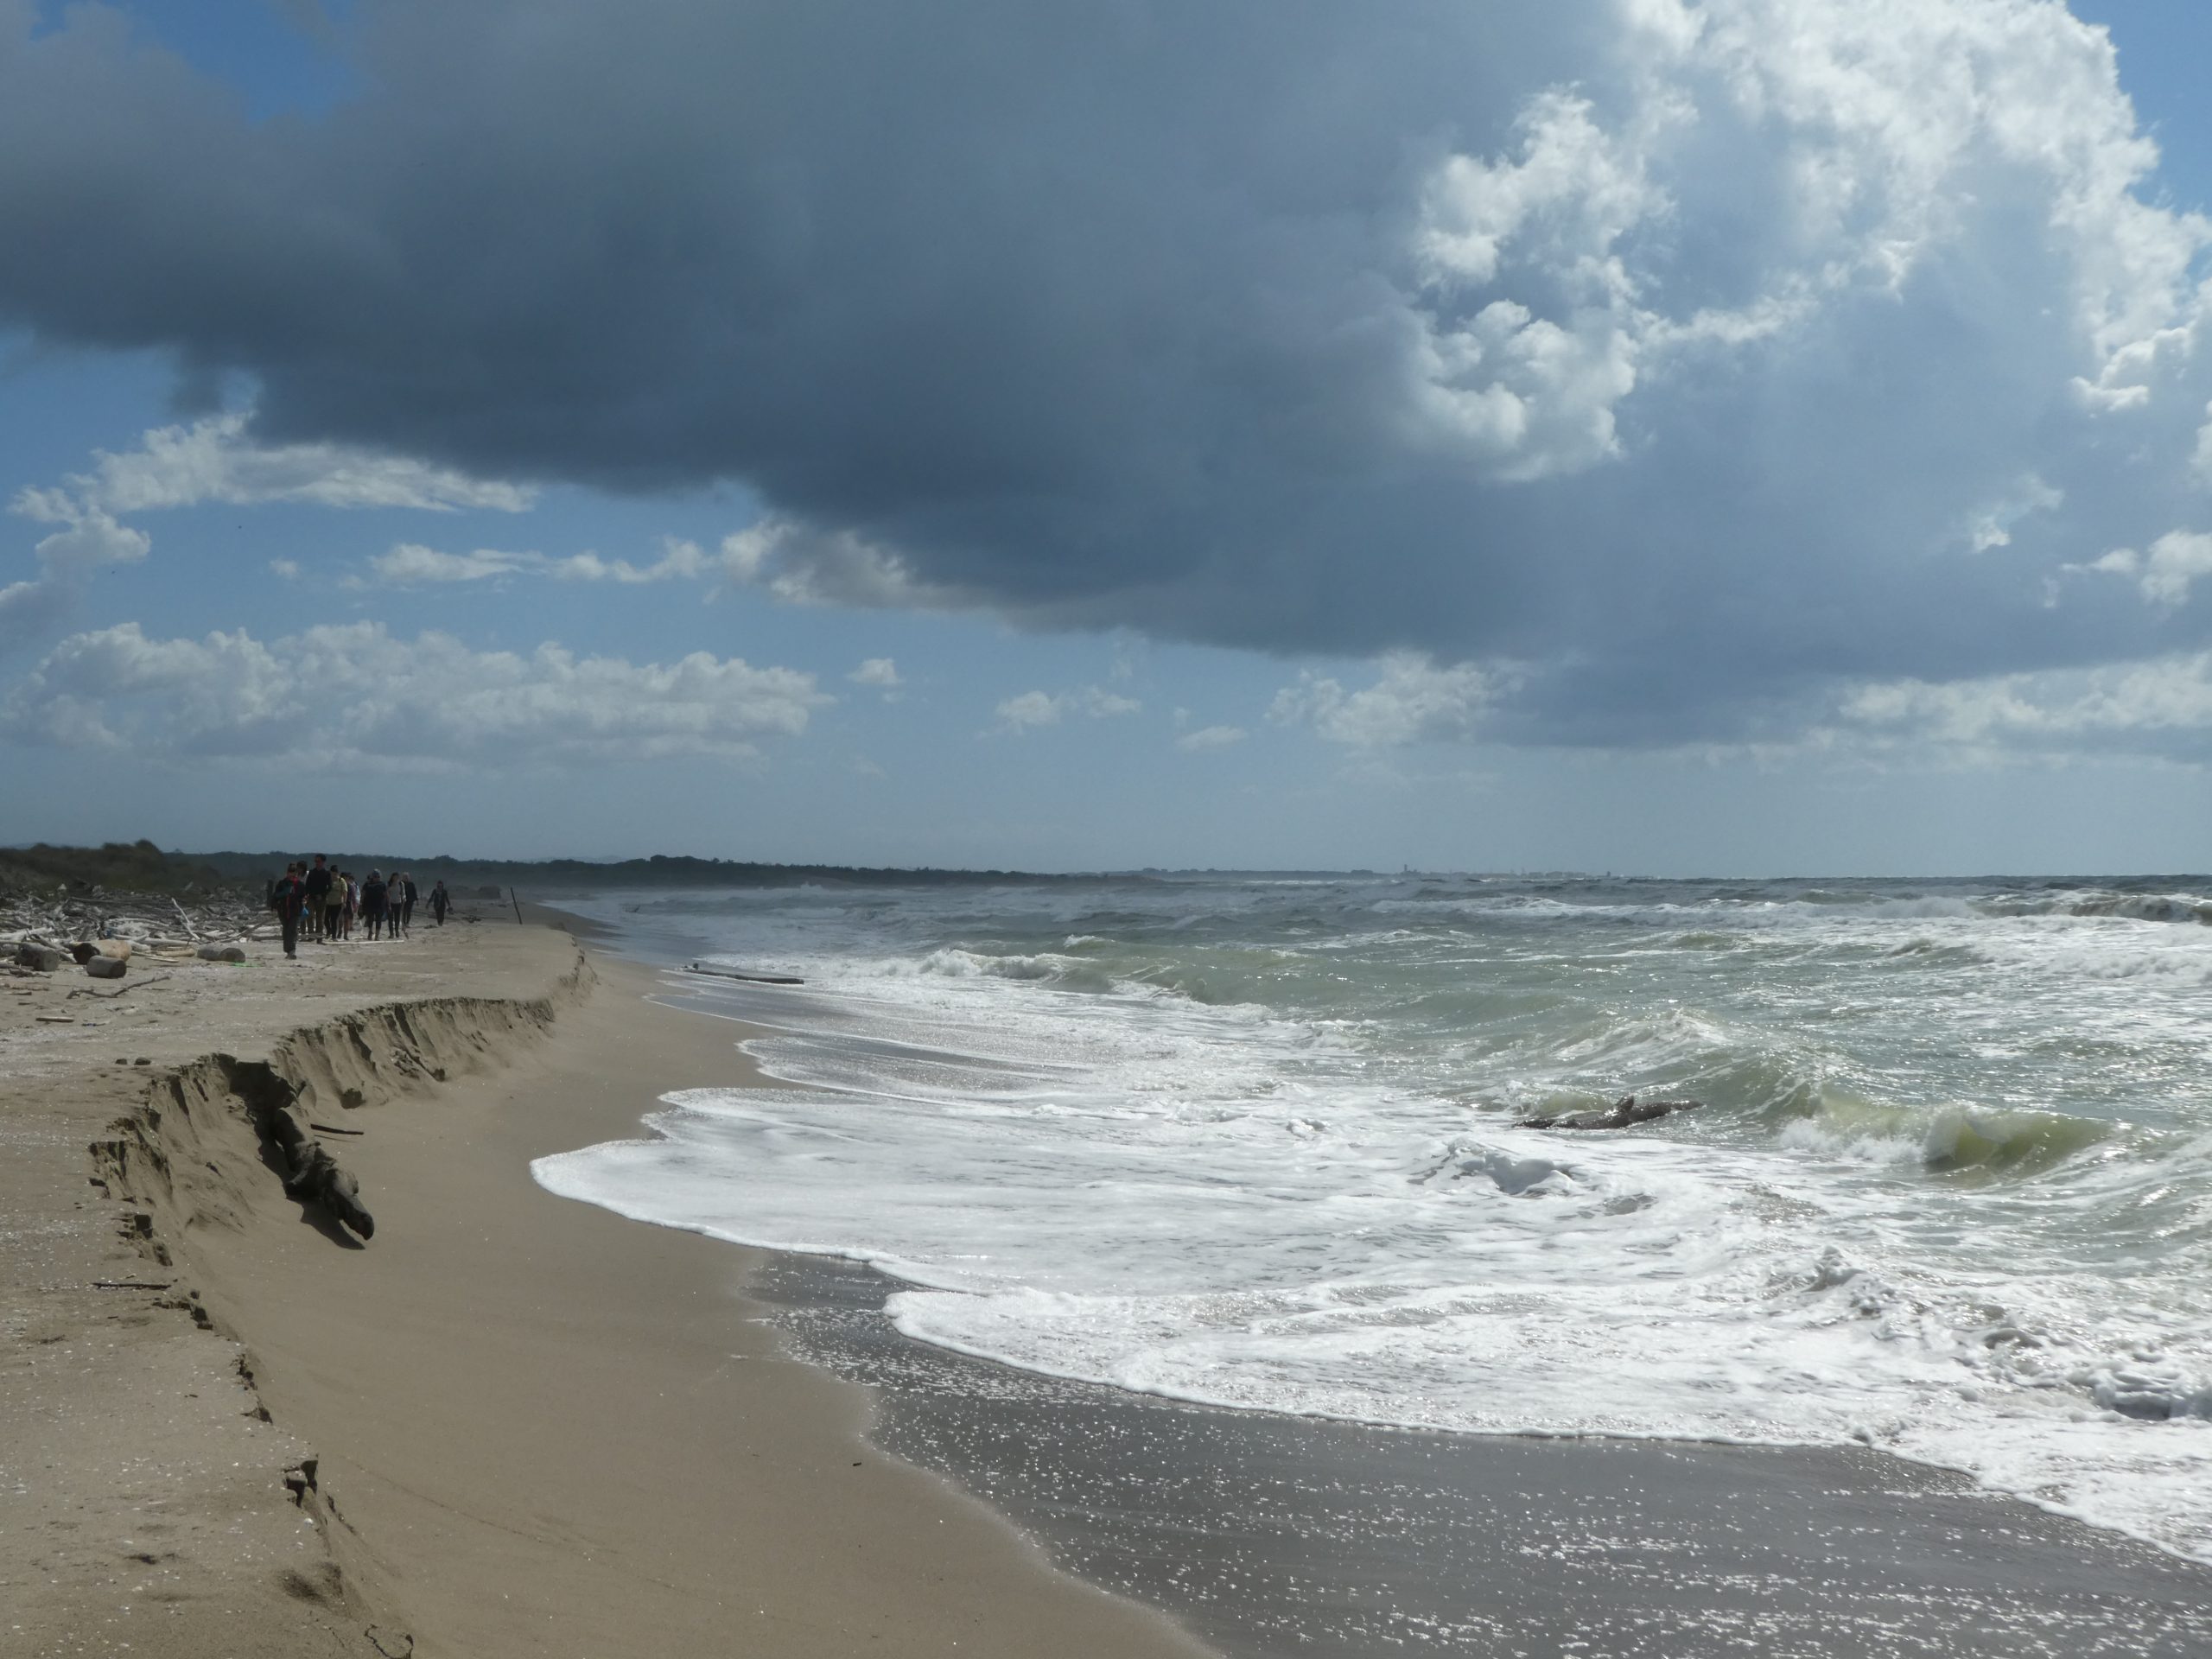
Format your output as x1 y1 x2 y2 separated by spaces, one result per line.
261 1097 376 1240
685 961 804 986
1517 1096 1701 1132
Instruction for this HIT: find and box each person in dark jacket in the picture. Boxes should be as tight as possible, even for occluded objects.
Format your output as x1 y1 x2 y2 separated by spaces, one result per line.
398 873 418 936
429 880 450 925
361 869 390 940
302 855 334 944
269 861 308 959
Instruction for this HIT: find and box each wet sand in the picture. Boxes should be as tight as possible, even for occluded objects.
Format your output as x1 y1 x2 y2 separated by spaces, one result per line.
765 1253 2212 1657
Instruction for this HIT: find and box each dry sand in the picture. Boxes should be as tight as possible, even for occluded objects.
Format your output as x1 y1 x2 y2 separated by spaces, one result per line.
1 910 1210 1658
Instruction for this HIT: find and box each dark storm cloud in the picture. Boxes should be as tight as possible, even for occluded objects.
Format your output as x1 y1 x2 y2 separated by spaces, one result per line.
3 0 2210 747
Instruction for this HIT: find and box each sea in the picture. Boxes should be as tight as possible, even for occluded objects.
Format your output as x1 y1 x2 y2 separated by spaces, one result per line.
531 873 2212 1561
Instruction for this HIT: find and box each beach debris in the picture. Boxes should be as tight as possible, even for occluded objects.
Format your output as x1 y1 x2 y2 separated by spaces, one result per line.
15 941 64 971
84 955 128 980
71 971 174 1001
261 1091 376 1241
365 1626 415 1659
686 960 805 985
1517 1096 1702 1132
195 943 248 963
2 869 268 959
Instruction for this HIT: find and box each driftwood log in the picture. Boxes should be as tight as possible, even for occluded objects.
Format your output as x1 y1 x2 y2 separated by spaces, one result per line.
685 961 804 985
1517 1096 1701 1132
261 1096 375 1240
2 877 270 960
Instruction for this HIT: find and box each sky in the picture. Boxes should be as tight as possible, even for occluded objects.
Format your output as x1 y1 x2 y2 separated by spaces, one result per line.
4 0 2212 876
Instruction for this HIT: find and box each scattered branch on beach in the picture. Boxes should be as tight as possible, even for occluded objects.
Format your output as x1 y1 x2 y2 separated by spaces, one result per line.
68 972 175 1001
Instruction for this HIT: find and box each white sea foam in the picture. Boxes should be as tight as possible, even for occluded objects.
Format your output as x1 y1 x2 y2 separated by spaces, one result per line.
537 874 2212 1560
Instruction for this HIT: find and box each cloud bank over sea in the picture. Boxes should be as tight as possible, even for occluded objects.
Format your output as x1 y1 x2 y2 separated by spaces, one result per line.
3 0 2212 774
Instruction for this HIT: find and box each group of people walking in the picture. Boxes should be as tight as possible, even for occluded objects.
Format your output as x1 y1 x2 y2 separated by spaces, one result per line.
267 855 452 959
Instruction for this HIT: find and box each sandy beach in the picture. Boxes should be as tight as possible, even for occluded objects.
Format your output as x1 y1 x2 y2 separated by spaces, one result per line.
12 901 2212 1659
2 909 1206 1658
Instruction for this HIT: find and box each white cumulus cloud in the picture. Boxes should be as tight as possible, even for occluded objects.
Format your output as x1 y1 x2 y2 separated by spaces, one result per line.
993 690 1066 733
545 538 712 584
1837 652 2212 760
849 658 902 688
365 543 538 585
37 412 535 516
353 521 975 613
363 537 720 588
2086 532 2212 610
2 622 827 766
991 684 1141 734
1396 0 2212 493
2 494 151 653
719 517 966 610
1175 724 1247 752
1271 654 1511 747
